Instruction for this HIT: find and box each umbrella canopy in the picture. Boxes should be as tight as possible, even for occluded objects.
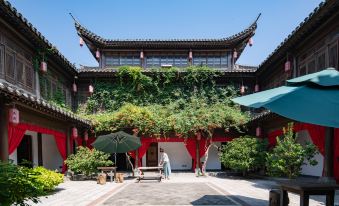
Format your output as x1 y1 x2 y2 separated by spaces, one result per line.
232 68 339 128
92 131 141 153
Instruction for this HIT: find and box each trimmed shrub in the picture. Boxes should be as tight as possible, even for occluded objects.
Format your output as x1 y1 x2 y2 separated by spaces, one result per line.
65 146 113 176
32 167 64 192
220 136 267 176
266 123 318 178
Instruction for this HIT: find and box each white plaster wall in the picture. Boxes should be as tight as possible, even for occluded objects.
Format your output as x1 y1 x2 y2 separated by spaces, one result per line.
142 155 146 166
9 149 17 164
158 142 192 170
202 142 221 170
296 130 324 177
42 134 63 171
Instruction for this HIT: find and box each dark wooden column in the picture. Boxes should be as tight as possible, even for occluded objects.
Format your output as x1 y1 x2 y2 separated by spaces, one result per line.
66 126 72 156
196 139 200 171
0 98 9 162
323 127 334 181
37 132 43 166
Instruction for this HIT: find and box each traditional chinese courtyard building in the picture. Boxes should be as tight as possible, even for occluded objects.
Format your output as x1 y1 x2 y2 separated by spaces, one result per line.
73 14 260 171
0 0 90 171
1 0 338 178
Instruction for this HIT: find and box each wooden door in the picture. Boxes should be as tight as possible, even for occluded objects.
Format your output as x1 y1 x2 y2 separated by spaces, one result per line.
17 135 33 167
146 143 158 167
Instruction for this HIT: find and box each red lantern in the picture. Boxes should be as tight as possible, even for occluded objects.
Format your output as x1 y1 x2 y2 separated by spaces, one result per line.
256 127 261 137
189 50 193 60
240 85 245 94
40 61 47 73
140 51 144 59
84 131 88 141
9 107 19 124
248 38 253 47
89 85 94 94
96 49 100 59
72 83 77 93
255 84 259 92
233 50 238 59
284 60 291 72
79 37 84 47
72 127 78 138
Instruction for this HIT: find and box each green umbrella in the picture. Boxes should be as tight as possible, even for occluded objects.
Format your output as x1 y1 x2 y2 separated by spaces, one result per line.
92 131 141 153
232 68 339 181
232 68 339 128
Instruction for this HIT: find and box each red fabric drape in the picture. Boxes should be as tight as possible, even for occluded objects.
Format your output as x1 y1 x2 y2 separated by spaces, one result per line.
8 123 27 154
7 123 67 173
53 134 67 173
86 137 96 150
184 138 197 170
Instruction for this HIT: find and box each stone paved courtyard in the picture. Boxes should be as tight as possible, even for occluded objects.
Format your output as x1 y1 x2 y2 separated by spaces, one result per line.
100 183 240 206
28 173 339 206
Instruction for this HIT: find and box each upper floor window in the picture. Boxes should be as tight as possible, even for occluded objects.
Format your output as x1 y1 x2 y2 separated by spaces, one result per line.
146 53 188 68
105 52 140 67
193 52 230 68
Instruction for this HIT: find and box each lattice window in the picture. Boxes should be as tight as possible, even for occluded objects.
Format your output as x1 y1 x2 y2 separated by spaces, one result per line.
16 57 24 85
329 43 338 69
316 51 326 71
5 49 15 82
0 45 4 76
25 64 34 90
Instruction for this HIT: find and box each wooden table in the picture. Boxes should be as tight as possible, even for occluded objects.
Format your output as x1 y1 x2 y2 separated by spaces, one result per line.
97 167 117 182
279 181 339 206
136 166 162 182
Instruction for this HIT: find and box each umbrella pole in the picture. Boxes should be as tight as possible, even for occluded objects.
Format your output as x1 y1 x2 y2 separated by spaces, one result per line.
320 127 335 183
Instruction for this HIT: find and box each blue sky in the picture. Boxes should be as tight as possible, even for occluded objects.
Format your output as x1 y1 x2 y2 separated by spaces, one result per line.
8 0 323 68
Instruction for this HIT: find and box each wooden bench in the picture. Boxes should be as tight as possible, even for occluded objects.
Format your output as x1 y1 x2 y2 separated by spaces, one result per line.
136 166 162 183
97 167 117 183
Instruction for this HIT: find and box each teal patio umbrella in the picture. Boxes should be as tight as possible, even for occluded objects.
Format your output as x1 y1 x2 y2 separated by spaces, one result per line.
232 68 339 180
92 131 141 153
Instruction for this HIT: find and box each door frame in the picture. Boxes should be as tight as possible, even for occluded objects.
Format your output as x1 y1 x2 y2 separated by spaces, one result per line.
146 142 158 167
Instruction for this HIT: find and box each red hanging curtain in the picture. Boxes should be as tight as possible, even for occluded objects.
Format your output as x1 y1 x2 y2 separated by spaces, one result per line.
8 123 68 173
8 123 28 154
53 134 67 173
76 138 83 146
301 123 325 155
184 138 196 171
86 137 96 149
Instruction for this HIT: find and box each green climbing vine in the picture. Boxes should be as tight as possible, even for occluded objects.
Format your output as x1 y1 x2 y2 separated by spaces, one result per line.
78 66 248 137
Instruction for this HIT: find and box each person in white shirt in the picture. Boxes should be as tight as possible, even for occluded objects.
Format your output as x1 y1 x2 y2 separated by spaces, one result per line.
159 148 171 179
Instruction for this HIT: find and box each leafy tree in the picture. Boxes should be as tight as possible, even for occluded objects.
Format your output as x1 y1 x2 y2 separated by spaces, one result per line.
219 136 267 176
65 147 113 176
266 123 318 178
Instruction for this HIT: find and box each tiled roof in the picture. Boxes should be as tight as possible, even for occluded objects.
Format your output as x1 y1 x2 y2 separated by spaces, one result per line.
0 0 78 75
0 81 90 126
257 0 339 74
78 65 257 74
73 13 260 59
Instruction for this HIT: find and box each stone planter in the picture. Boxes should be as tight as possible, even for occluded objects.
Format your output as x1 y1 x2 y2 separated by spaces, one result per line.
71 174 85 181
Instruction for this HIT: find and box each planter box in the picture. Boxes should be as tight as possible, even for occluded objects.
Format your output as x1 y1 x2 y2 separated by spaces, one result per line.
71 174 85 181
